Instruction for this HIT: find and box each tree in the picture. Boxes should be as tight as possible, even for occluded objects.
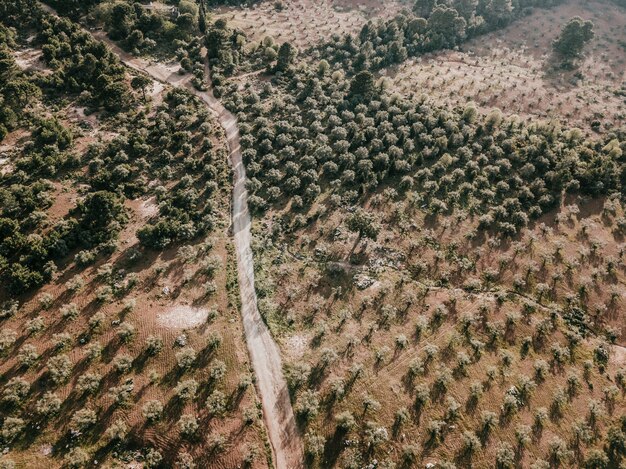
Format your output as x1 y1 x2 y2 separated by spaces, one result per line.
584 449 608 468
2 377 29 405
108 2 136 40
47 354 72 384
70 408 97 432
413 0 437 17
0 417 24 443
553 17 594 67
349 71 376 102
65 447 89 468
131 75 151 101
346 208 380 254
275 42 297 72
103 81 132 112
178 414 199 437
198 2 207 33
36 392 62 417
427 6 467 49
142 400 164 422
105 419 128 442
484 0 513 28
72 190 127 247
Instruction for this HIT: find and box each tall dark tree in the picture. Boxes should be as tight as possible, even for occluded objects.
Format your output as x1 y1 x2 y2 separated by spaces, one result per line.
275 42 297 72
553 17 594 67
349 71 376 102
131 75 151 102
413 0 437 18
346 208 380 255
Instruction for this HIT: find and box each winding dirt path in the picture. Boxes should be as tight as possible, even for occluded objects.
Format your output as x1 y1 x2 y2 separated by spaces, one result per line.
39 3 303 467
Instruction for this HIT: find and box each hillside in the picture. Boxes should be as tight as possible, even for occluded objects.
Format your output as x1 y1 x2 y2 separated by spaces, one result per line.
0 0 625 468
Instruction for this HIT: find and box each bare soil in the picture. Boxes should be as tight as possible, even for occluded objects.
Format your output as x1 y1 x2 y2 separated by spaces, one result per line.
215 0 407 48
387 0 626 134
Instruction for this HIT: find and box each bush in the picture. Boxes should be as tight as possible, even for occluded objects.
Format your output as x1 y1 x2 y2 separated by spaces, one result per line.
70 408 97 432
176 346 197 369
105 419 128 442
2 377 30 405
142 400 164 422
178 414 199 437
206 390 226 416
175 379 199 401
1 417 24 443
64 447 89 468
35 392 62 417
47 354 72 384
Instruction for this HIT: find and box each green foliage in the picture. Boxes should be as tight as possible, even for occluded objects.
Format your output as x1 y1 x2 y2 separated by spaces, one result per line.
37 16 132 111
553 17 594 67
318 0 566 74
72 190 127 246
226 65 625 232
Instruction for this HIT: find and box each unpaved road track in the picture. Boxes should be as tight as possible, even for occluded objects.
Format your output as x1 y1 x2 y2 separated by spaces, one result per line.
39 4 303 467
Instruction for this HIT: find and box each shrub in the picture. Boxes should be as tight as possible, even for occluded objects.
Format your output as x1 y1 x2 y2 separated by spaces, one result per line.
70 408 97 432
178 414 199 437
206 390 226 416
77 373 102 395
2 377 30 405
0 417 24 443
105 419 128 442
176 346 197 369
35 392 62 417
142 400 164 422
175 379 199 401
47 354 72 384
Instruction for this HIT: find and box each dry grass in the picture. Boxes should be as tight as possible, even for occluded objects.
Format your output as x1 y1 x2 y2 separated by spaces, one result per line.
387 0 626 134
251 191 626 467
214 0 408 48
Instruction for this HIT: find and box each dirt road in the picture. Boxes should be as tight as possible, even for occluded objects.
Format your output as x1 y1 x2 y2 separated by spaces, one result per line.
39 3 303 467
